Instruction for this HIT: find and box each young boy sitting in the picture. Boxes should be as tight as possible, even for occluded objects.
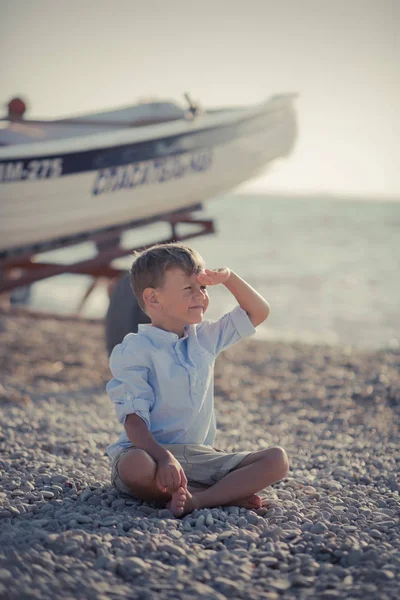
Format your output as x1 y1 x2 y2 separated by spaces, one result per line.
106 242 289 517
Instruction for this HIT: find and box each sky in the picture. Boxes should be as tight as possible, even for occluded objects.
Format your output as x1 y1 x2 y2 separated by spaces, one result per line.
1 0 398 199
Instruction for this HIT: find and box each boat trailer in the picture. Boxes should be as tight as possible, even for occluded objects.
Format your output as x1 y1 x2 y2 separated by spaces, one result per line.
0 205 215 352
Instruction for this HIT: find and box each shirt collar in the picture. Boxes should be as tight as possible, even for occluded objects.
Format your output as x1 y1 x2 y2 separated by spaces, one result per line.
137 323 192 344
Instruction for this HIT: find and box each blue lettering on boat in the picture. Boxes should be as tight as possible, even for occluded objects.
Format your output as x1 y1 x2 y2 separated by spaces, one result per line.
92 149 212 195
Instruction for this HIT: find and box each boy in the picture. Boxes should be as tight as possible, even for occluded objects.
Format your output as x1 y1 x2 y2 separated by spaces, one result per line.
106 243 289 517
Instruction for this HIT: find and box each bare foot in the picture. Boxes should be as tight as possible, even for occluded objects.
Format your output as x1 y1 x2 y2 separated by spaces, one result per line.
231 493 264 510
166 487 199 517
166 490 269 517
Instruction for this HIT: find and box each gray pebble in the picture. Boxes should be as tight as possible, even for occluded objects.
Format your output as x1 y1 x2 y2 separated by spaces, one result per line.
158 542 186 557
227 506 240 516
168 529 182 540
214 577 238 595
310 521 328 534
195 515 205 528
76 514 92 524
183 520 192 531
68 519 78 528
347 549 363 566
101 517 119 526
269 578 291 591
158 508 174 518
205 512 214 526
51 475 69 484
42 491 55 499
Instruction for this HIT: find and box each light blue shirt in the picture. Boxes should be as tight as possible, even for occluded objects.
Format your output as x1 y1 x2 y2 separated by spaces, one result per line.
105 305 256 458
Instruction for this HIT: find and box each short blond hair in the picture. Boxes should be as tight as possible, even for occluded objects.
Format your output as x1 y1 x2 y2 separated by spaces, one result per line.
130 242 205 311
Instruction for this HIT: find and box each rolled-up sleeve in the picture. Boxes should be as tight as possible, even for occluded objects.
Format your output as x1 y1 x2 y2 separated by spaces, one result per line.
106 347 154 429
197 305 256 357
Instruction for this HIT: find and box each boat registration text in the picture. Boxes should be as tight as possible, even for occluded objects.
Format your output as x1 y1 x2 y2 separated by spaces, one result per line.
0 158 63 182
93 149 212 195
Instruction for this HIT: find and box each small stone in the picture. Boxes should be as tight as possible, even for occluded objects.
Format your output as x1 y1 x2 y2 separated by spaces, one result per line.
284 529 302 540
168 529 182 540
158 509 173 518
214 577 238 595
94 556 116 572
102 517 118 526
380 570 395 580
158 542 186 557
76 514 92 524
310 522 328 534
42 491 55 499
218 531 234 541
247 512 259 524
290 574 315 587
343 525 357 532
227 506 239 516
205 513 214 526
269 578 291 591
52 475 69 484
112 498 127 508
137 505 156 515
22 482 35 491
347 549 363 566
256 507 269 516
195 515 205 529
34 518 50 527
368 529 382 538
375 520 396 529
261 556 279 566
68 519 79 528
118 556 149 576
203 534 218 548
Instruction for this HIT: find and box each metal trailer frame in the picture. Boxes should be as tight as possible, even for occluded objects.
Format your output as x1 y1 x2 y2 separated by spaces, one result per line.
0 204 215 313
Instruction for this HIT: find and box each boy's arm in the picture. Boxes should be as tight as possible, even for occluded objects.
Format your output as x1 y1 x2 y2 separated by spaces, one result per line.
198 268 270 326
222 270 270 326
125 414 170 463
125 415 187 493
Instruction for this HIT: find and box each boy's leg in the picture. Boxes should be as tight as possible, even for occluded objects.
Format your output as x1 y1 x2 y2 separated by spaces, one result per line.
189 446 289 511
116 446 288 516
117 448 172 503
229 446 286 471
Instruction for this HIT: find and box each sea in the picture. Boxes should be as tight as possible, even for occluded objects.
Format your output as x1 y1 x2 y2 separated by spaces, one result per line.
26 193 400 350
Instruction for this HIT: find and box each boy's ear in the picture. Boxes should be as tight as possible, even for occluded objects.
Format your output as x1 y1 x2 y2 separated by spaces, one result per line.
142 287 159 310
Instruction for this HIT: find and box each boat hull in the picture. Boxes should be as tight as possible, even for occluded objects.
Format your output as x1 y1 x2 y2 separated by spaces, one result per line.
0 96 297 255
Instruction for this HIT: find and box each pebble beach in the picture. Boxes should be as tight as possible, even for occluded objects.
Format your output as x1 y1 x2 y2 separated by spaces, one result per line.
0 309 399 600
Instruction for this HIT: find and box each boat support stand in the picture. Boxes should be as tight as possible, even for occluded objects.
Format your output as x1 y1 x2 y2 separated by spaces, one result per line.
0 208 215 314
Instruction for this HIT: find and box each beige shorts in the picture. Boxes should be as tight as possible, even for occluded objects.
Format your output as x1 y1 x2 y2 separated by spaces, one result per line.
110 443 252 497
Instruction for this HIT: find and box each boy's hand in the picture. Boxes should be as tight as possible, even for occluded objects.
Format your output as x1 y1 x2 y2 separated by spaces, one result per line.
155 453 188 494
197 268 231 286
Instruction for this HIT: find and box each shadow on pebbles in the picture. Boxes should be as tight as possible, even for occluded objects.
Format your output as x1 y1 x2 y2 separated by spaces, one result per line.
0 312 399 599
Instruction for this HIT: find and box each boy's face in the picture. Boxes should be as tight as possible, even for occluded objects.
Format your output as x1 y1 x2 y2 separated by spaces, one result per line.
155 267 209 328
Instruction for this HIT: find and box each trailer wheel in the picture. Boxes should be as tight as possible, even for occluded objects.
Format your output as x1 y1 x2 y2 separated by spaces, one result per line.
105 273 150 356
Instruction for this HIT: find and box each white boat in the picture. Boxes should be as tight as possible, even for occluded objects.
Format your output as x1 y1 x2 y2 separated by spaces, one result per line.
0 94 297 256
